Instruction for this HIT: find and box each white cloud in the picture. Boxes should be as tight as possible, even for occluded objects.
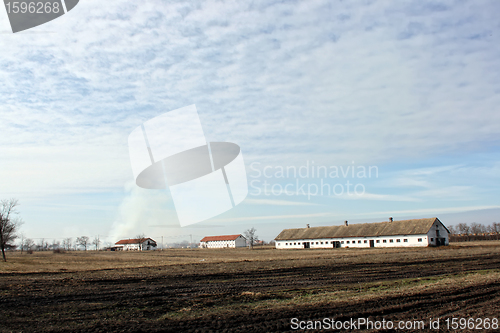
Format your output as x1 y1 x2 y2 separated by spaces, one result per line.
245 198 319 206
353 205 500 218
212 212 331 223
336 192 420 202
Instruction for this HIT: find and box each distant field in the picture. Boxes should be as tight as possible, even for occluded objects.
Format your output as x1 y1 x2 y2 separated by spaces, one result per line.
1 241 499 332
1 241 498 273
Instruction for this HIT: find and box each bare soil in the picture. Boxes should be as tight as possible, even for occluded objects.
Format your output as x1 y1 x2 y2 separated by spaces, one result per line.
1 242 499 332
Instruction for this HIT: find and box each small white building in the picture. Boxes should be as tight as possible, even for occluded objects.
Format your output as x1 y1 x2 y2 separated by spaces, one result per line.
114 238 157 251
199 234 247 248
275 217 449 249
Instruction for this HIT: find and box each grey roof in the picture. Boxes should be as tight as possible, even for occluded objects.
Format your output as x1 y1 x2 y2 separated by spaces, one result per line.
275 218 445 240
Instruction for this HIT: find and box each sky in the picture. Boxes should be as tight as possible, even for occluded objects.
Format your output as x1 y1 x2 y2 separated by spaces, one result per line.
1 0 499 247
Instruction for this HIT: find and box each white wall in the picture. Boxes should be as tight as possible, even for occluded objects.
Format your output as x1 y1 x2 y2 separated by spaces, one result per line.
200 236 247 248
201 240 236 248
116 240 157 251
276 234 431 249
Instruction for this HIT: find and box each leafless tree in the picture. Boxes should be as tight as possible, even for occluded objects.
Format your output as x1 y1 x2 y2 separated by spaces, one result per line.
135 234 146 251
19 233 25 254
456 223 470 235
76 236 90 251
38 238 49 251
0 199 23 262
447 225 456 235
244 227 258 250
63 238 72 251
92 236 101 250
470 222 486 235
24 238 35 253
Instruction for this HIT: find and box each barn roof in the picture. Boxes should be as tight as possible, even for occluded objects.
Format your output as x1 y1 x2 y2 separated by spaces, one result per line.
275 218 446 240
115 238 156 245
200 234 243 242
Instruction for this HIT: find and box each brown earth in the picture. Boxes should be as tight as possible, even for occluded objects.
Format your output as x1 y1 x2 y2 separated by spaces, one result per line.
0 242 499 332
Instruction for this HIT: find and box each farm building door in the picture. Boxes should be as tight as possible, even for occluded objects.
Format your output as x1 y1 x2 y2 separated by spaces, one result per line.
369 240 375 248
304 242 310 249
333 241 341 248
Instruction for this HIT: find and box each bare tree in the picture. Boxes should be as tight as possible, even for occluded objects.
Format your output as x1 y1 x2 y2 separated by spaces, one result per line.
447 225 456 235
456 223 470 235
24 238 35 253
92 236 101 250
38 238 49 251
76 236 90 251
0 199 23 262
19 233 25 254
63 238 72 251
135 234 146 251
470 222 485 235
492 222 500 235
244 227 258 250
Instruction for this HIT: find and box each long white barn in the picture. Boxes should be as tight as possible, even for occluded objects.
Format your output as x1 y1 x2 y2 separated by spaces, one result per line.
275 217 449 249
199 234 247 248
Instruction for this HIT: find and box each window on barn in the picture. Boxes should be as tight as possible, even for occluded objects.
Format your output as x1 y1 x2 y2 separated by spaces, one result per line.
383 240 387 243
346 241 350 244
390 239 393 243
364 240 367 243
418 238 422 242
315 242 319 244
341 241 344 244
397 239 401 243
376 240 380 243
404 239 408 242
294 242 296 245
320 242 323 244
358 240 361 244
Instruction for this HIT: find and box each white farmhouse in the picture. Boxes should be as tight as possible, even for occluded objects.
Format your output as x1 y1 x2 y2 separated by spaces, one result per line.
199 234 247 248
275 217 449 249
114 238 157 251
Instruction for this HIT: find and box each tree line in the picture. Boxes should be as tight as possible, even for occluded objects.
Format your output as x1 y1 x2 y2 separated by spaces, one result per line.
448 222 500 242
18 235 104 253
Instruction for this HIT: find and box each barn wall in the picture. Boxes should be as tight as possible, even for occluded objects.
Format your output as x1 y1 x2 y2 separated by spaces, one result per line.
204 240 236 248
235 237 247 247
275 234 430 249
426 220 449 246
115 240 157 250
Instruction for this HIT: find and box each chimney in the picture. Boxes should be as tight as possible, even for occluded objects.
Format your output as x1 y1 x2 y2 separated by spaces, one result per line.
344 220 348 226
306 224 310 228
389 217 393 222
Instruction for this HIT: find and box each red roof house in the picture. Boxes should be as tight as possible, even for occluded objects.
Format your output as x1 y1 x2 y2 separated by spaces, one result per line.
114 238 157 251
199 234 246 248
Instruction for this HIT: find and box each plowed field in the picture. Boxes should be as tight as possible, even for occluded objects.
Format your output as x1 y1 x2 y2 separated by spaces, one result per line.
1 242 499 332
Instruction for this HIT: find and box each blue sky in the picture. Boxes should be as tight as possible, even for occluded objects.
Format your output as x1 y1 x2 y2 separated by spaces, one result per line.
1 0 499 246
